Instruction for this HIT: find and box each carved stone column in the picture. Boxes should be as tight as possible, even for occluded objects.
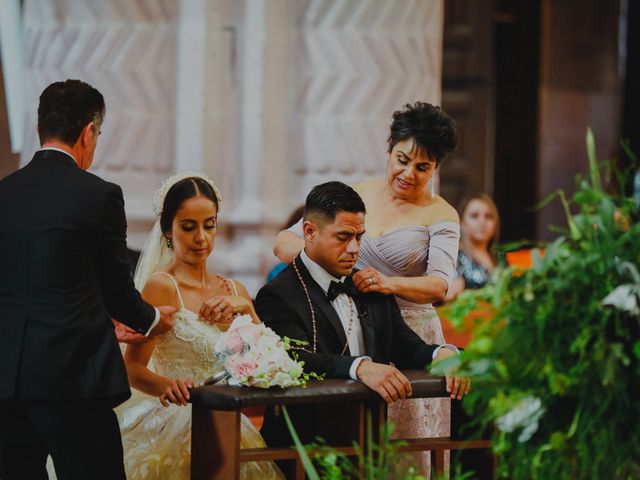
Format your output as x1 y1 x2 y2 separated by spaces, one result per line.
202 0 446 294
21 0 179 249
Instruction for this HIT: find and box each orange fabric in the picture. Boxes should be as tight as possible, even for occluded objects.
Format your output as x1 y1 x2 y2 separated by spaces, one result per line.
440 302 495 348
441 248 544 347
505 248 544 268
242 405 265 430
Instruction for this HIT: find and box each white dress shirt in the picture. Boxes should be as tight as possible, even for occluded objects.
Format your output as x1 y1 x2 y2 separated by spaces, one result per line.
299 250 370 380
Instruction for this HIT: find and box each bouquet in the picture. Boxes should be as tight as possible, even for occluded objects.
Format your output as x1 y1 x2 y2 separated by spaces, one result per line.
214 315 318 388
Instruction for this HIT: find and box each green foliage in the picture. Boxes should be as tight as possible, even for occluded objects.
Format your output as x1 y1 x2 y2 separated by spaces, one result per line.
282 337 326 385
282 406 321 480
283 406 428 480
442 130 640 479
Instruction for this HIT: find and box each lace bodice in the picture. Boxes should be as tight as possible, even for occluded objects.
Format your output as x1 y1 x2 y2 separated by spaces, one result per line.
152 309 224 385
150 273 237 384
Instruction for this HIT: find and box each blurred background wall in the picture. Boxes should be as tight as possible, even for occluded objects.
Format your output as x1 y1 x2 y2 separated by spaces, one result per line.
1 0 638 294
1 0 444 293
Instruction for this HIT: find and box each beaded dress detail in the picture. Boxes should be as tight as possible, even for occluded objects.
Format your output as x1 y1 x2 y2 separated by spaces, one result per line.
115 274 283 480
356 222 460 477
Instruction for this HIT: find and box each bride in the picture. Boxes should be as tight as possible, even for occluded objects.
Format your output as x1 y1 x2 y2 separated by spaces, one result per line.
116 172 283 479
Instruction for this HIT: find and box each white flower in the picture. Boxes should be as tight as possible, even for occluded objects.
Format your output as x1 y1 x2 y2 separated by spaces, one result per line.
602 285 640 315
602 260 640 316
495 396 545 442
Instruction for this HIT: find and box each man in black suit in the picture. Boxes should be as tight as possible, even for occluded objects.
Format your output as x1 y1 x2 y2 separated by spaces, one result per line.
0 80 175 480
255 181 470 447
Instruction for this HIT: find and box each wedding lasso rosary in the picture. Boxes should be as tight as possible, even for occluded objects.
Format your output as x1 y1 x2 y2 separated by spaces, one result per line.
292 256 357 356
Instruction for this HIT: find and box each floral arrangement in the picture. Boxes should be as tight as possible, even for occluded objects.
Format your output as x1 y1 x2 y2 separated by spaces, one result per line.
214 315 319 388
437 130 640 479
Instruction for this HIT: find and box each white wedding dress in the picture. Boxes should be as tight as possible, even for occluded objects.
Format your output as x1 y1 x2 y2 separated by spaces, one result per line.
115 274 283 479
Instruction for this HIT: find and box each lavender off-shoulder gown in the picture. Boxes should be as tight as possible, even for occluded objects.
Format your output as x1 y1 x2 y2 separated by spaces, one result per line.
356 221 460 476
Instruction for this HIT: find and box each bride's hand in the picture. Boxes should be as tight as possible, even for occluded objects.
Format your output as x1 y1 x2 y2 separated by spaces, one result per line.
199 296 234 325
159 378 194 407
199 295 254 325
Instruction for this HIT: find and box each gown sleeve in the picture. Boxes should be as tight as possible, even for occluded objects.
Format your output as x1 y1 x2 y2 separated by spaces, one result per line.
425 221 460 288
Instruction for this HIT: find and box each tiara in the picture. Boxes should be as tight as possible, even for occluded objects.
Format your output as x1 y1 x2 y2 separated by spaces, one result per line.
152 170 222 219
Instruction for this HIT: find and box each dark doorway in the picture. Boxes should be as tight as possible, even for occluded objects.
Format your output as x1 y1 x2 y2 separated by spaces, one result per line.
621 0 640 177
492 0 540 243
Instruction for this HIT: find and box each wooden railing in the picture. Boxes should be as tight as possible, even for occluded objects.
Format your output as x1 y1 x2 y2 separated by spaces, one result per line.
189 370 491 479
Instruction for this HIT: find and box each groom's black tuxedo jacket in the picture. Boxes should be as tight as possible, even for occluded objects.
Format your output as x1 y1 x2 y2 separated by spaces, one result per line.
0 150 155 405
254 256 439 445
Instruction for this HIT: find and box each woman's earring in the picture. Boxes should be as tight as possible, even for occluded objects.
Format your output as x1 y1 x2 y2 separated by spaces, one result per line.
166 237 173 249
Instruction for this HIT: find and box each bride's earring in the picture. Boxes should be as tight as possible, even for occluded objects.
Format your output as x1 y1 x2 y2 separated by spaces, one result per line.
430 176 436 198
166 237 173 249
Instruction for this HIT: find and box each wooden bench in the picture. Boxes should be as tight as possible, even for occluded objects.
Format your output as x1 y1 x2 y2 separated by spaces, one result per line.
189 370 491 479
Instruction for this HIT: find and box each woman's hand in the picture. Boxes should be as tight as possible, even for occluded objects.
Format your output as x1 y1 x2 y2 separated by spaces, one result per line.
433 348 471 400
199 295 255 325
352 268 395 295
159 378 194 407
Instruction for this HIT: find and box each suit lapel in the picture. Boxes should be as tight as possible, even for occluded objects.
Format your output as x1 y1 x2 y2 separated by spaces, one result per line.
293 257 348 349
347 278 376 357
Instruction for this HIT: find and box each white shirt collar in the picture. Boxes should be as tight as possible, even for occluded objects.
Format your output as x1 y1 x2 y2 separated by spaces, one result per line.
39 147 77 163
299 249 344 295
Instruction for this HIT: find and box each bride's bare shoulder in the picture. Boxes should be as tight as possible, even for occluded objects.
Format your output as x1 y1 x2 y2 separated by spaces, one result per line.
142 272 178 306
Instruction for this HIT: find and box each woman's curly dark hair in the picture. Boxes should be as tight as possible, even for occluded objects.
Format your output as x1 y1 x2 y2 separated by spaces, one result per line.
387 101 458 167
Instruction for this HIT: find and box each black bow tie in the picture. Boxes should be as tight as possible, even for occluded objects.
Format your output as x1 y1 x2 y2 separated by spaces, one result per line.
327 279 357 301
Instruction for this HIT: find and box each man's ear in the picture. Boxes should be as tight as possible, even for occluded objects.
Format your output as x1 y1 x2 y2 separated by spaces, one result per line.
302 220 317 242
81 122 95 146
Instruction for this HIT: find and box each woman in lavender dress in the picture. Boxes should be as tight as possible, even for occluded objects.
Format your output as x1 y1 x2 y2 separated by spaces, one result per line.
274 102 461 476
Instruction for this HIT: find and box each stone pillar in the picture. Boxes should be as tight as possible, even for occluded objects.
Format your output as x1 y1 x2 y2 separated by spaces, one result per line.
254 0 446 292
22 0 180 249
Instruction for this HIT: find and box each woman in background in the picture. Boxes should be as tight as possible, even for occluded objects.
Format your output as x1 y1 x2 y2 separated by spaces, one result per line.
446 193 501 301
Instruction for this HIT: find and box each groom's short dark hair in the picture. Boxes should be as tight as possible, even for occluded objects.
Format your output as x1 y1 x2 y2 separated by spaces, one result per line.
304 181 366 225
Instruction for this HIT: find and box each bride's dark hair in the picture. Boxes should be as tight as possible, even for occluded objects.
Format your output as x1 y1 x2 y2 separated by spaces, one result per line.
160 177 219 234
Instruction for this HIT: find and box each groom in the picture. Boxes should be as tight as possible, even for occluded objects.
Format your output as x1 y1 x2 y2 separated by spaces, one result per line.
255 181 470 447
0 80 175 479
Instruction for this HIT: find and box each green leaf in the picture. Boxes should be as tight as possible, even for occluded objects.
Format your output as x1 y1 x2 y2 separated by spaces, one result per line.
586 127 602 190
282 406 321 480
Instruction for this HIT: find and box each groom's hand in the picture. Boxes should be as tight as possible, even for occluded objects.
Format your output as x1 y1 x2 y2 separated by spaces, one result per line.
356 360 412 404
150 305 177 336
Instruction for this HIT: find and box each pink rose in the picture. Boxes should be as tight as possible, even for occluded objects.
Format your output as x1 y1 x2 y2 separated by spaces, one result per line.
226 355 259 378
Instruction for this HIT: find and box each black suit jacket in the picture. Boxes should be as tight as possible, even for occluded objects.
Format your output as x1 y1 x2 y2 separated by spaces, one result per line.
0 150 155 405
254 256 439 445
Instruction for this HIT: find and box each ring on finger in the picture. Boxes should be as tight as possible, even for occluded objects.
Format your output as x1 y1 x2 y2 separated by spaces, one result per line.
369 277 374 285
